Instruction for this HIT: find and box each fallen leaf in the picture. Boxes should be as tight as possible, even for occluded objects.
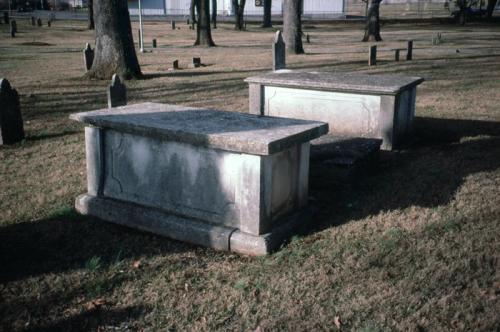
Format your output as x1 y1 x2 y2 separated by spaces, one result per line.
334 316 342 329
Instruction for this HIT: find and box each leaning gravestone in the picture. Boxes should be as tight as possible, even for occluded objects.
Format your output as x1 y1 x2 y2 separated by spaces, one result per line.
369 45 377 66
37 18 42 27
0 78 25 145
83 43 94 71
10 20 17 33
3 12 9 24
107 74 127 108
273 30 286 71
31 16 36 26
407 40 413 60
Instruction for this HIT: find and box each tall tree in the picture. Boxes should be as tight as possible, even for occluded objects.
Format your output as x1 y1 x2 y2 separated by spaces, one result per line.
232 0 247 30
212 0 217 28
283 0 304 54
88 0 94 30
262 0 272 27
86 0 141 79
190 0 197 28
455 0 467 25
486 0 498 17
362 0 382 41
194 0 216 46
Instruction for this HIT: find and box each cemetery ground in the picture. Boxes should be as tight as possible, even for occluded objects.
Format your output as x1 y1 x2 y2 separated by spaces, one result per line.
1 18 499 331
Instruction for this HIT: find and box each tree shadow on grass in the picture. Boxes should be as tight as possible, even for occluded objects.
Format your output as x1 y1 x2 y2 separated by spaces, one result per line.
307 117 500 232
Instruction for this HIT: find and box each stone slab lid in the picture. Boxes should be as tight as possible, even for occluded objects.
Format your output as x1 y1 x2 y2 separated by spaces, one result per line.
244 70 424 95
70 102 328 155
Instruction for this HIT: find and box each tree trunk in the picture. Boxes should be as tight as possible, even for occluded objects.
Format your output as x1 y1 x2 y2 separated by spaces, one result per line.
283 0 304 54
262 0 272 27
195 0 216 46
486 0 497 17
88 0 94 30
86 0 141 79
456 0 467 25
212 0 217 28
190 0 197 27
232 0 247 30
362 0 382 42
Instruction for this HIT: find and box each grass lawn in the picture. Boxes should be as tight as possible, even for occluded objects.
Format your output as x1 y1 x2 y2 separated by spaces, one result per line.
1 18 499 331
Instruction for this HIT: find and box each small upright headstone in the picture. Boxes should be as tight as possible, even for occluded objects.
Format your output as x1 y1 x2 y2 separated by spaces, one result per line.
31 16 36 26
272 30 286 71
0 78 25 145
47 20 51 27
107 74 127 108
394 49 400 61
192 57 201 68
37 18 42 27
306 34 310 43
172 59 179 69
3 12 9 24
244 21 247 30
187 18 190 25
369 45 377 66
171 21 176 30
407 40 413 60
10 24 15 38
10 20 17 33
83 43 94 71
152 39 157 48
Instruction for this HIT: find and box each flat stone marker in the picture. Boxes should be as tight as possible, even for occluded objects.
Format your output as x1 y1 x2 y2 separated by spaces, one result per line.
171 21 176 29
10 20 17 33
37 18 42 27
273 30 286 71
407 40 413 60
83 43 94 71
0 78 25 145
107 74 127 108
152 38 157 48
245 70 424 150
369 45 377 66
192 57 201 67
70 102 328 255
172 59 179 69
31 16 36 26
3 12 9 24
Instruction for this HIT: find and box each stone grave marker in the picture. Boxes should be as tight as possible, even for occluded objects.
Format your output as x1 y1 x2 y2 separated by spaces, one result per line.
186 18 190 25
83 43 94 71
272 30 286 71
306 34 310 43
152 38 157 48
3 12 9 24
10 19 17 33
10 24 14 38
31 16 36 26
407 40 413 60
171 21 176 29
107 74 127 108
137 29 141 47
369 45 377 66
192 57 201 68
37 18 42 27
48 20 51 27
172 59 179 69
0 78 25 145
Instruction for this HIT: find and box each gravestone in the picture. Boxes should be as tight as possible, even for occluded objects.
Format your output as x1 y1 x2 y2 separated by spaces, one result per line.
31 16 36 26
394 49 401 61
83 43 94 71
192 57 201 68
186 18 190 25
152 38 157 48
172 59 179 69
171 21 176 29
10 20 17 33
137 29 141 47
0 78 25 145
107 74 127 108
37 18 42 27
369 45 377 66
47 20 51 27
10 24 14 38
407 40 413 60
272 30 286 71
306 34 310 43
3 11 8 24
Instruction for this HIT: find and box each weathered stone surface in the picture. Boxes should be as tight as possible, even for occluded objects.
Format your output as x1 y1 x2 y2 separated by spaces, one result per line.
407 40 413 60
71 103 326 255
273 30 286 71
369 45 377 66
245 70 424 150
70 102 328 155
0 78 25 145
83 43 94 71
106 74 127 108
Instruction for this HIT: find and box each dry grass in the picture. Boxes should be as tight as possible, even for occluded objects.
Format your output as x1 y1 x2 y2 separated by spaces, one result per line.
1 18 499 331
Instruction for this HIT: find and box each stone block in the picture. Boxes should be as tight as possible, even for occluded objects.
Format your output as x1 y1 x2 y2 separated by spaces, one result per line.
70 103 328 255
